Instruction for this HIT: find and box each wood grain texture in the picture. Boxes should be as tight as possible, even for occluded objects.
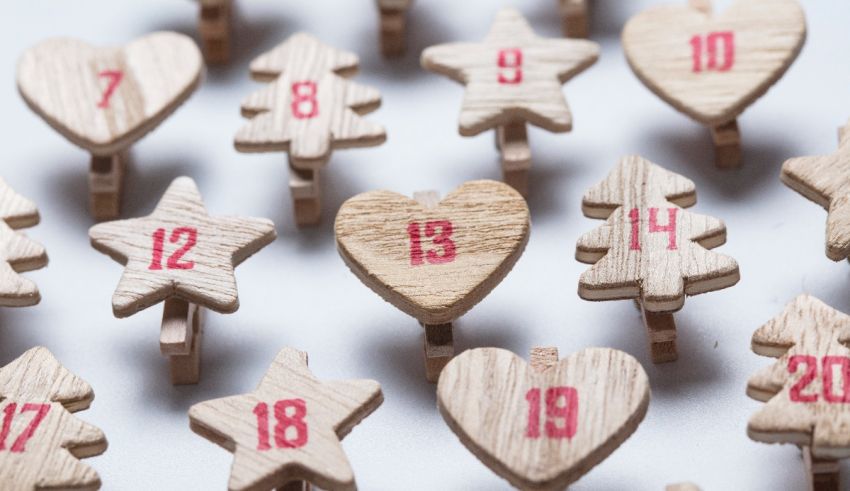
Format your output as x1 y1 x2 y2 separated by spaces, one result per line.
377 0 412 57
335 180 530 325
437 347 649 490
189 347 383 491
576 155 739 312
235 33 386 169
17 32 203 156
0 347 107 490
781 125 850 261
0 179 47 307
421 8 599 136
622 0 806 126
88 176 276 317
746 295 850 459
560 0 589 38
666 484 701 491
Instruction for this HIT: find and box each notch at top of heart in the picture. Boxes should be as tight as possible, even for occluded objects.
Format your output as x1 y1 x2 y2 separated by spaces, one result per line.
17 32 204 157
622 0 806 126
335 180 530 325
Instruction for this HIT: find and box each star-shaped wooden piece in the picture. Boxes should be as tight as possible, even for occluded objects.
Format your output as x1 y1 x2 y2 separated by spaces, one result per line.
0 178 47 307
421 8 599 136
781 126 850 261
189 348 383 491
88 176 276 317
746 295 850 459
0 347 107 490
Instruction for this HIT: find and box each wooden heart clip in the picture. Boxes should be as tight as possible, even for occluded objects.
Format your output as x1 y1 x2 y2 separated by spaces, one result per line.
437 346 649 490
17 32 203 220
623 0 806 168
335 180 530 382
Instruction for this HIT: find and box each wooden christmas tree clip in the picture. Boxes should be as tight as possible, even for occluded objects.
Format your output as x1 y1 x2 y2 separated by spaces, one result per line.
89 177 276 385
0 179 47 309
437 346 649 490
235 33 386 227
622 0 805 168
17 32 204 220
189 347 383 490
421 8 599 196
335 180 530 382
576 156 739 363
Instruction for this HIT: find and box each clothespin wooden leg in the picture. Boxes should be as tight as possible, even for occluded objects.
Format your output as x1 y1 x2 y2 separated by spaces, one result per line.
496 121 532 196
199 0 232 64
804 446 840 491
560 0 589 38
640 303 678 363
89 152 125 221
379 8 407 57
160 298 204 385
710 120 742 169
278 481 312 491
530 346 559 372
288 162 322 227
423 323 453 383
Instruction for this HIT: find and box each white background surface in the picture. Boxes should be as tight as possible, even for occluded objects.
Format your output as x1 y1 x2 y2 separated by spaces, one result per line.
2 0 850 489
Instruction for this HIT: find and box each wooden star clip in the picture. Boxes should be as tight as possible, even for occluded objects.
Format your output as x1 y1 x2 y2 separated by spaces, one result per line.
421 8 599 195
89 177 276 385
189 348 383 491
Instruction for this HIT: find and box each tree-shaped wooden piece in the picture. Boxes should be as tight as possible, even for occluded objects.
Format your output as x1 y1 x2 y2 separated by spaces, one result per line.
17 32 204 220
437 346 649 490
746 295 850 491
376 0 412 57
781 119 850 262
559 0 590 38
235 33 386 227
622 0 805 168
335 180 530 382
0 347 107 490
576 156 739 363
88 177 276 385
0 179 47 307
189 348 383 491
421 8 599 196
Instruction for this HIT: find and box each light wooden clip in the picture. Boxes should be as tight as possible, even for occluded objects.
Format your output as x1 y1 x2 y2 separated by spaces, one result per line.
379 7 408 57
160 298 204 385
560 0 589 38
289 158 323 227
710 120 742 169
89 152 126 221
804 446 840 491
199 0 233 64
640 305 678 363
496 121 532 197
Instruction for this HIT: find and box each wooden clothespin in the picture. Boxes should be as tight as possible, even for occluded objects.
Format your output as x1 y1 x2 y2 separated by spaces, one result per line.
0 179 47 308
88 177 276 385
781 119 850 262
235 33 386 227
746 295 850 491
559 0 590 38
437 346 649 489
0 347 107 489
189 347 383 490
197 0 233 64
622 0 806 168
576 156 739 363
335 180 530 382
17 33 204 220
377 0 412 57
666 484 701 491
421 8 599 197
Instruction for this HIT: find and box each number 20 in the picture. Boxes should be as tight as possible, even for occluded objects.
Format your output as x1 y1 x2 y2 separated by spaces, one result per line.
789 355 850 403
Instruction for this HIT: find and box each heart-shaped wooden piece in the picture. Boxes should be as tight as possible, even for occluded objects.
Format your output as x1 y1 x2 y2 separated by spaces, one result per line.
335 180 529 325
622 0 805 125
438 347 650 490
17 32 203 156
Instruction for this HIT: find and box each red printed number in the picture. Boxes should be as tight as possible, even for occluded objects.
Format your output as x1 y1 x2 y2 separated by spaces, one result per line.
291 81 319 119
0 403 50 453
254 399 308 450
525 387 578 439
148 227 197 270
408 221 456 266
497 48 523 85
789 355 850 403
690 31 735 73
629 207 678 251
97 70 124 108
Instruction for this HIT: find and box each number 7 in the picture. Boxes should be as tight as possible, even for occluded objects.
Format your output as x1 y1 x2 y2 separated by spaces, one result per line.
97 70 124 109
